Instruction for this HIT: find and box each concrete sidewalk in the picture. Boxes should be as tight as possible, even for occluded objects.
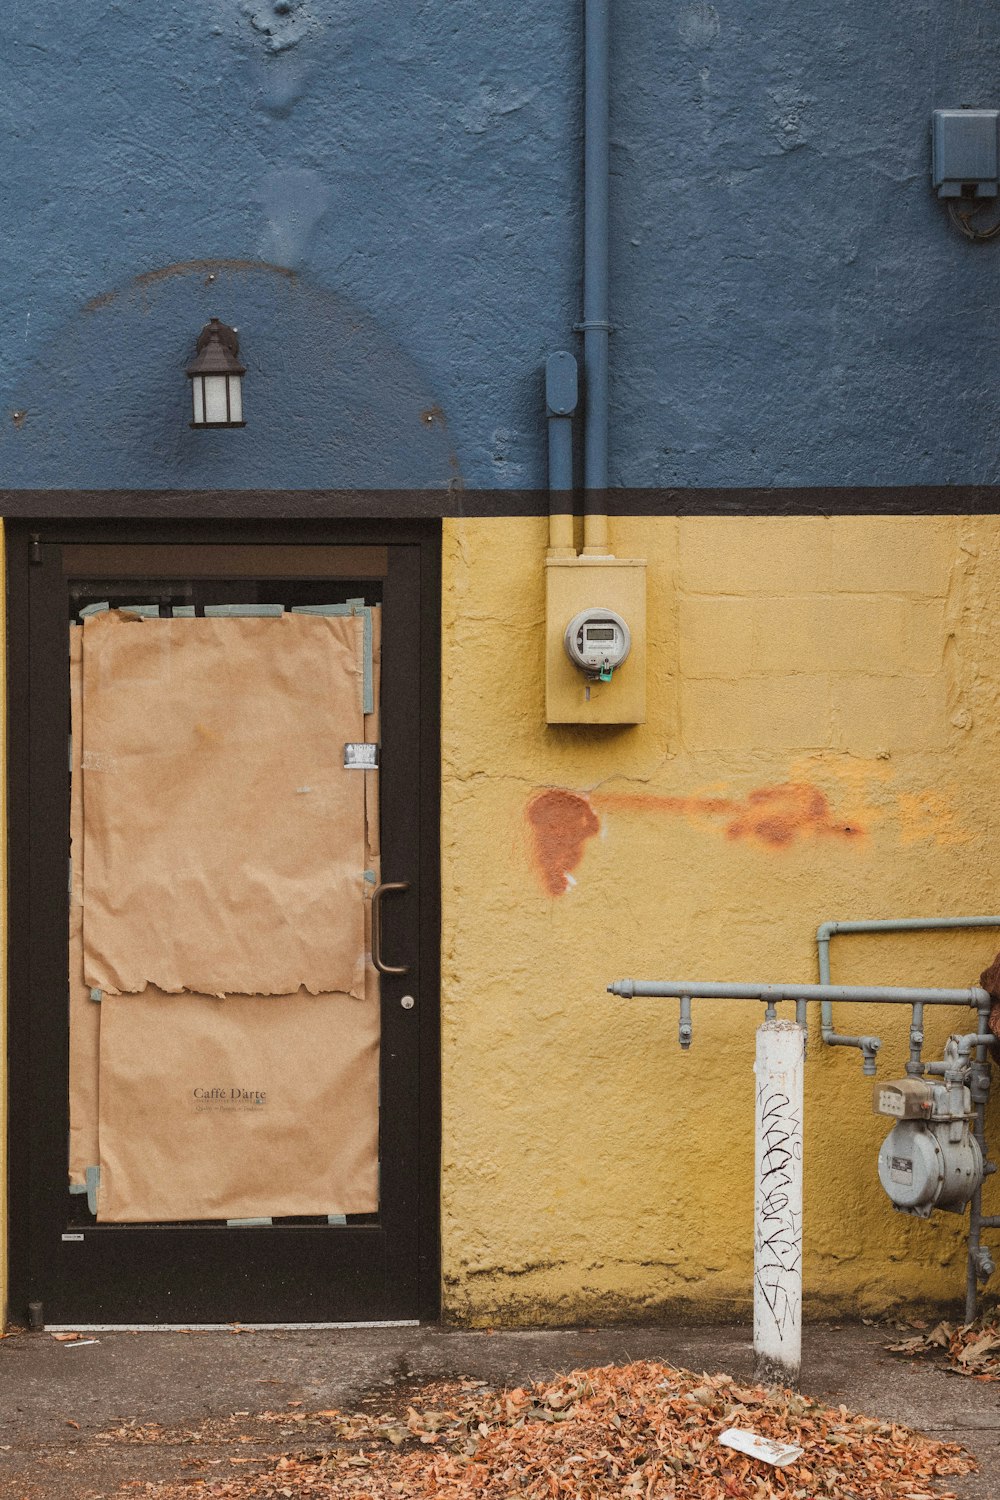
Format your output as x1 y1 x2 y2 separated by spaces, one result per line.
0 1322 998 1497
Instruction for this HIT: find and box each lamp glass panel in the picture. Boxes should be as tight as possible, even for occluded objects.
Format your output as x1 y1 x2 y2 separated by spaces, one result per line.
204 375 229 424
191 378 205 426
228 375 243 424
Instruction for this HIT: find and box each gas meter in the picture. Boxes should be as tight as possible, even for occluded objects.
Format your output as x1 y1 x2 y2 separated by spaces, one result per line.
873 1074 983 1218
564 608 631 680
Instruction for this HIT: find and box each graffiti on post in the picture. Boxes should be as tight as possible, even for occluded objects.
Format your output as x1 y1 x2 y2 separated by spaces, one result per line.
754 1083 803 1337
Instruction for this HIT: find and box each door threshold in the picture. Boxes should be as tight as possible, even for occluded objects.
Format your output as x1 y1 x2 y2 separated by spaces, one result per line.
44 1320 421 1332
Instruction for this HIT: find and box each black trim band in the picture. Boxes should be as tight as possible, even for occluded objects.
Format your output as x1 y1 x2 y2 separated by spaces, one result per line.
3 486 1000 520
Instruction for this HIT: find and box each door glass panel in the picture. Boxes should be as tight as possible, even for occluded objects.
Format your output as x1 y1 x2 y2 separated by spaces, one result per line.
67 578 383 1229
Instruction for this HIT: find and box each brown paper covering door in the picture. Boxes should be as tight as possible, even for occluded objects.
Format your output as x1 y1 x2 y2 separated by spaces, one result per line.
81 611 366 998
70 607 382 1222
97 991 379 1222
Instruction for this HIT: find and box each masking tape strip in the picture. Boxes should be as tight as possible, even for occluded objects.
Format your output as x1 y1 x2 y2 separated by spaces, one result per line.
358 607 374 716
89 988 102 1004
172 605 196 617
204 604 285 617
292 603 373 714
79 602 110 618
85 1165 100 1216
226 1217 274 1227
327 1214 348 1226
346 601 374 717
69 1182 87 1195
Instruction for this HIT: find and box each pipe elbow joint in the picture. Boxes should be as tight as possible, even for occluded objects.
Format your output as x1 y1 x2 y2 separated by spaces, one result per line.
816 921 839 943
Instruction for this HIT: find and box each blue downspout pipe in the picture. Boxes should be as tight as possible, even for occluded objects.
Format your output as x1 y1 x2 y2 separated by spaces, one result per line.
580 0 611 554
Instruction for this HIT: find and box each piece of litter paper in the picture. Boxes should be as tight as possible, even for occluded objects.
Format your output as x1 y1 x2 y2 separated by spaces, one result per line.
65 1338 100 1348
718 1428 803 1467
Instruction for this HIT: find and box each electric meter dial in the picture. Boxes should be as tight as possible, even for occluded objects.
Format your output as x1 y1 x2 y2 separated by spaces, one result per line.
564 608 631 678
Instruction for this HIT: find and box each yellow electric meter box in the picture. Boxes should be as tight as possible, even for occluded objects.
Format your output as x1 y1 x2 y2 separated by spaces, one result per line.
545 554 646 724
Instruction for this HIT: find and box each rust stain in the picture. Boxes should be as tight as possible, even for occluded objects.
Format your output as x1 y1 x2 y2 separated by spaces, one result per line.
595 781 863 850
134 258 297 288
597 791 734 819
897 789 971 848
723 783 862 847
525 789 601 896
419 407 466 491
82 259 297 313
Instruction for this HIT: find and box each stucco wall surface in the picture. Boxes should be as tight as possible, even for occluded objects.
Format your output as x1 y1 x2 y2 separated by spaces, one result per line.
0 524 7 1323
441 514 1000 1324
2 2 1000 488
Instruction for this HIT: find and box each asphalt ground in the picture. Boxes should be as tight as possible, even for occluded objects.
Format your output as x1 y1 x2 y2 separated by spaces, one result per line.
0 1321 997 1498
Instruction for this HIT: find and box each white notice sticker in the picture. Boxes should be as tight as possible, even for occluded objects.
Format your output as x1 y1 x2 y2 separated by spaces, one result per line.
344 743 379 770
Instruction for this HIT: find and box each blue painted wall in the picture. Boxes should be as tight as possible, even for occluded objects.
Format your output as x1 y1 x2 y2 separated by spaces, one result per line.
2 1 999 491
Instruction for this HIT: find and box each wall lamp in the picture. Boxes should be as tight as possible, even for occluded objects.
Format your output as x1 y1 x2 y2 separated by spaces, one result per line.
185 318 246 428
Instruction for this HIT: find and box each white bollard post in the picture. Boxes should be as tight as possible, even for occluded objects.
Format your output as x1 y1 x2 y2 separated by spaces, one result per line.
753 1018 805 1388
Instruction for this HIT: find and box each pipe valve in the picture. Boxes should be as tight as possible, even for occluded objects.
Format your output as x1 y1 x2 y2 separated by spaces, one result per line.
860 1037 881 1077
974 1244 995 1282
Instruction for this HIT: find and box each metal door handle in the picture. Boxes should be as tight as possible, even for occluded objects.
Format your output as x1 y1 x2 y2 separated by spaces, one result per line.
371 881 411 975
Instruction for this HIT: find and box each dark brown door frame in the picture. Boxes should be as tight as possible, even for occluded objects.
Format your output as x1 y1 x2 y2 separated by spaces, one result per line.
5 515 441 1324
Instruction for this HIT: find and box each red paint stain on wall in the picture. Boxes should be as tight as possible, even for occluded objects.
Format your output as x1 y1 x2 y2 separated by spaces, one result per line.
595 781 862 850
723 783 862 847
526 789 601 895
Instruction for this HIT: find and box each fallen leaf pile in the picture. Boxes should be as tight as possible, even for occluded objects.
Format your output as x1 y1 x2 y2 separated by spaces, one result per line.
133 1360 975 1500
886 1318 1000 1380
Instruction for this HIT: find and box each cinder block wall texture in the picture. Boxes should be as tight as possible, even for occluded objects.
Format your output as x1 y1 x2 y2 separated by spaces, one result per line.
440 514 1000 1324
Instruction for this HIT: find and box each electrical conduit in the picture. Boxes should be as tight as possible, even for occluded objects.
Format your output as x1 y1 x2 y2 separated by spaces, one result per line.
580 0 611 555
546 351 578 556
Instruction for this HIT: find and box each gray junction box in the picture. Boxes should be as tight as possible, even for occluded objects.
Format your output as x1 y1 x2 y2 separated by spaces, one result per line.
932 109 1000 198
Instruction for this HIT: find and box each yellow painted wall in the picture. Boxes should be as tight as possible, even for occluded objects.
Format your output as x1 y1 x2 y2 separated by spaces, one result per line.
441 514 1000 1325
0 521 8 1326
